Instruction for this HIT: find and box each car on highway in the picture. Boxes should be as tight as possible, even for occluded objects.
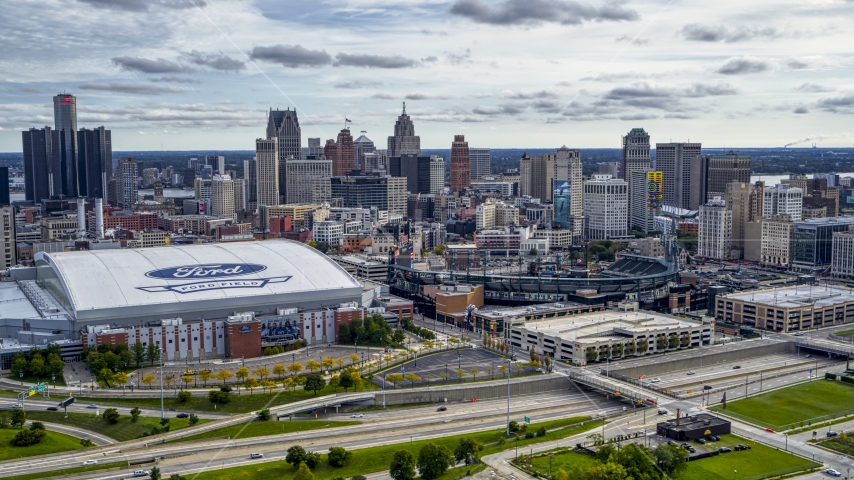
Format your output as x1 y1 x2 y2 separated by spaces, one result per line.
12 403 22 408
687 371 695 375
250 453 264 459
734 444 751 451
437 406 447 412
46 406 58 411
825 469 842 477
86 404 98 409
651 378 661 383
132 470 150 477
694 438 706 444
350 414 365 418
827 431 840 437
176 413 189 418
82 460 98 466
794 332 804 336
718 447 732 453
667 440 677 446
658 409 668 415
733 365 741 369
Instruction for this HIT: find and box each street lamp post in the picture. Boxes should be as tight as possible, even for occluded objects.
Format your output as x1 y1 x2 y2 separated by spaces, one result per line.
160 357 165 420
505 359 512 436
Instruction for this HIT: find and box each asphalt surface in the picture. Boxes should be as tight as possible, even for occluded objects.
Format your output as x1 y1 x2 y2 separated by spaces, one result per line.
375 348 534 387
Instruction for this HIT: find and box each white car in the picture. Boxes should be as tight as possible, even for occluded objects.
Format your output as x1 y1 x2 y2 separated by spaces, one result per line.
82 460 98 466
651 378 661 383
12 403 22 408
250 453 264 459
687 371 696 375
87 404 99 409
132 470 150 477
825 469 841 477
350 413 365 418
794 332 804 336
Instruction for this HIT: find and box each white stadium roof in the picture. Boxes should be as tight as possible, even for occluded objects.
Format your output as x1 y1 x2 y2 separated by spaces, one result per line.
34 240 364 322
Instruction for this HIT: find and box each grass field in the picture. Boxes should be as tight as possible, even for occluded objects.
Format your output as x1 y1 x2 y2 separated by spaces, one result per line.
0 427 83 461
189 416 598 480
530 450 599 475
2 462 126 480
25 411 209 442
822 435 854 457
709 380 854 429
72 384 374 413
169 419 361 443
678 435 819 480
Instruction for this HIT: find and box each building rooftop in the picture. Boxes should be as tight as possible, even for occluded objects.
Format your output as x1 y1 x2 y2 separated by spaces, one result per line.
477 302 584 320
795 216 854 227
721 285 854 309
514 311 703 343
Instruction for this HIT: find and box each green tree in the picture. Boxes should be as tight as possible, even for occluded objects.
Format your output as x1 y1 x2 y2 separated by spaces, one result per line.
130 407 141 423
146 343 161 366
11 353 28 378
29 353 45 377
652 443 688 475
637 338 649 354
244 377 259 395
338 323 352 344
286 445 308 467
189 413 199 425
391 329 406 344
389 449 417 480
587 462 630 480
416 443 454 480
47 354 65 378
150 466 161 480
102 408 120 424
454 438 482 465
668 334 679 349
586 347 598 363
433 245 446 255
208 390 230 404
0 411 11 428
305 452 322 468
258 408 271 421
177 390 192 402
11 408 27 428
328 446 353 467
294 463 314 480
304 374 326 396
80 438 95 447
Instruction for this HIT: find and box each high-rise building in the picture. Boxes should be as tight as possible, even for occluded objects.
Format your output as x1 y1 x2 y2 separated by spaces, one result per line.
792 217 854 269
1 205 16 270
598 162 620 177
256 138 279 208
325 176 406 216
182 168 195 188
831 225 854 279
21 127 53 202
430 155 445 194
621 128 650 186
243 159 257 211
77 126 112 201
760 214 795 266
53 93 80 197
387 102 420 157
301 138 324 159
763 185 803 221
0 167 8 205
211 174 236 219
655 142 702 209
194 177 212 200
331 129 355 176
116 157 138 208
630 170 657 233
583 175 628 240
353 131 376 173
266 108 301 203
143 168 159 188
233 178 247 212
469 148 491 180
689 151 751 209
363 150 388 175
555 146 583 240
520 153 554 202
286 157 332 204
450 135 470 193
698 197 731 260
206 154 225 174
725 181 762 257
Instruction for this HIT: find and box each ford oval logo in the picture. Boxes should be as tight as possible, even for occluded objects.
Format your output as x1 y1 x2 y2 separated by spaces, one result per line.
144 263 267 280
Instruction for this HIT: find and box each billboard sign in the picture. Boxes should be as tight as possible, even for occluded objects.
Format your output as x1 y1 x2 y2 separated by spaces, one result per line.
239 325 252 333
647 171 663 210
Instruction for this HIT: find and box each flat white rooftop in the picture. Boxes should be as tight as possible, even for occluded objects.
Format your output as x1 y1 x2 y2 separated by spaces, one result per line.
514 311 704 343
723 286 854 309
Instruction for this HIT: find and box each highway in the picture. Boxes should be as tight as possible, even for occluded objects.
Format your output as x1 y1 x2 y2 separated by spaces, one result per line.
0 395 226 420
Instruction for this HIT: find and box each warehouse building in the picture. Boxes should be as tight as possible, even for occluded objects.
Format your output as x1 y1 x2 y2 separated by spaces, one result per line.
715 285 854 332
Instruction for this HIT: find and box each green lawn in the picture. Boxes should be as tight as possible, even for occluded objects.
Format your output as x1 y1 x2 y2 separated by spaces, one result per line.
15 375 67 387
25 411 209 442
709 380 854 429
0 427 83 461
834 329 854 336
435 463 487 480
168 419 361 443
822 435 854 457
678 435 818 480
189 416 598 480
72 384 375 413
530 450 599 475
2 462 126 480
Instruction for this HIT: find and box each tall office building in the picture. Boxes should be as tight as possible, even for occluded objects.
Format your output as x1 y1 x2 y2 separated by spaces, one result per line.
621 128 650 180
387 103 420 157
760 214 795 266
793 217 854 269
725 181 761 257
266 108 301 203
206 154 225 174
1 205 15 270
698 197 731 260
53 93 80 197
555 146 583 240
301 138 324 159
21 127 53 202
77 126 112 201
256 138 279 208
353 131 376 173
763 185 803 221
449 135 470 193
330 129 354 176
430 155 445 194
116 157 138 208
689 151 751 209
831 226 854 279
286 157 332 204
211 174 236 219
325 176 406 216
655 142 702 209
0 167 7 205
389 154 436 194
469 148 491 180
233 178 247 212
598 162 620 178
520 152 555 202
630 170 657 233
243 159 257 211
583 175 628 240
194 177 212 200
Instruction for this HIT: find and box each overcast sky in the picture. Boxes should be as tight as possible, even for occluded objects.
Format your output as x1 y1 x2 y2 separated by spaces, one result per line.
1 0 852 151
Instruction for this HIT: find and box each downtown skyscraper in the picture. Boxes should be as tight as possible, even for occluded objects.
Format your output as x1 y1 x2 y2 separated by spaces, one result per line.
53 93 80 197
77 126 112 202
450 135 470 193
655 142 702 210
621 128 650 228
266 108 301 204
387 103 420 157
255 137 279 208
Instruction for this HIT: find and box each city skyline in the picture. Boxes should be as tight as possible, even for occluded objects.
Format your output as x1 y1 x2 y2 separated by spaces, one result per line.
1 0 853 151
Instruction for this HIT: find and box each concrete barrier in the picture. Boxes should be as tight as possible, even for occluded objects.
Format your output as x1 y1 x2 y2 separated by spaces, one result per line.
377 374 572 405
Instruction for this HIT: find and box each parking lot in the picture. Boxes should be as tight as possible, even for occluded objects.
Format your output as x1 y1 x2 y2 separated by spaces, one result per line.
373 348 535 388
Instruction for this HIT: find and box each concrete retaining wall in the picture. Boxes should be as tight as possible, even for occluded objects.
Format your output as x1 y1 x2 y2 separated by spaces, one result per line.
376 375 573 405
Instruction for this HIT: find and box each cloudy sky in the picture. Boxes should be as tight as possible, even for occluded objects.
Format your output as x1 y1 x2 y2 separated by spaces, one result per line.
1 0 852 151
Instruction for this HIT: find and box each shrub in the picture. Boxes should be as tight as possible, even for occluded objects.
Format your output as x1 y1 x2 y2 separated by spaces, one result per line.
12 429 39 446
351 476 367 480
537 426 547 437
80 438 95 447
208 390 230 404
841 375 854 385
328 446 353 467
177 390 192 402
826 372 838 380
305 452 322 469
220 385 232 393
525 431 536 439
102 408 120 424
188 413 199 426
257 408 271 421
